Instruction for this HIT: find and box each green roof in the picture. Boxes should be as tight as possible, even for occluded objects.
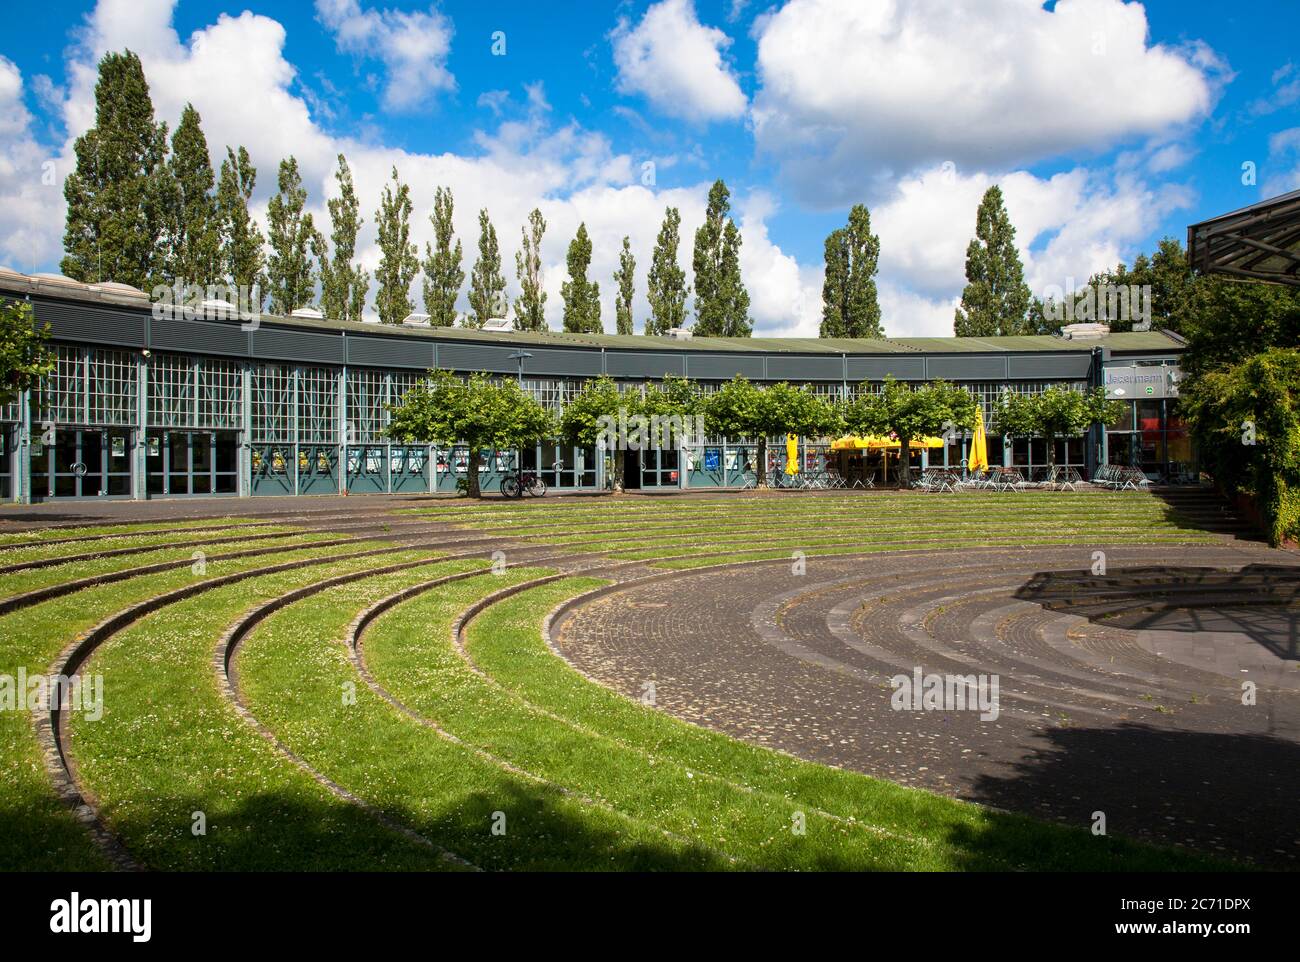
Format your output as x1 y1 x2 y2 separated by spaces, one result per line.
0 269 1184 355
258 312 1183 355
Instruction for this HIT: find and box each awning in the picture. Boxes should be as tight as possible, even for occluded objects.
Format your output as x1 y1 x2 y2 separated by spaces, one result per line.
1187 189 1300 288
831 435 945 451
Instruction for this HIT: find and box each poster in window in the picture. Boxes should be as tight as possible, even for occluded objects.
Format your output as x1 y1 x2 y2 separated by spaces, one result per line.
725 451 737 470
704 447 720 471
316 451 331 473
111 436 126 458
148 436 161 458
271 450 286 474
251 449 262 473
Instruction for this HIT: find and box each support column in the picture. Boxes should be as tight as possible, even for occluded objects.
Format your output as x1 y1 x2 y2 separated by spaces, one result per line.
133 355 148 500
291 366 300 497
239 364 252 497
338 365 348 495
16 387 32 504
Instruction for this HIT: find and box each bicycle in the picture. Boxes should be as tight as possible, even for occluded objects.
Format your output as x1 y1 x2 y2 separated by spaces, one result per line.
500 470 547 498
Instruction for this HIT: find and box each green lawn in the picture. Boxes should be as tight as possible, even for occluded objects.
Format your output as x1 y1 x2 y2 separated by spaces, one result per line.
0 492 1247 871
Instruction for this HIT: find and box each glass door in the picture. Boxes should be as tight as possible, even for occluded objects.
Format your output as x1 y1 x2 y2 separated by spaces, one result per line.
35 427 128 499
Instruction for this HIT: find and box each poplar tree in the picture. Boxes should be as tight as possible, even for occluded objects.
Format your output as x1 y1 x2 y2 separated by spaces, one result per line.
646 207 688 335
514 207 548 331
820 204 882 338
61 50 170 290
692 179 750 337
467 208 507 328
613 236 635 335
373 167 419 326
215 146 266 307
422 186 464 327
320 154 368 322
954 185 1031 337
561 222 602 333
162 104 220 288
266 156 322 315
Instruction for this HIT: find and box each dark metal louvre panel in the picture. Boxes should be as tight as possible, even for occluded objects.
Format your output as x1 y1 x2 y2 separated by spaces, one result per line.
34 299 146 347
847 356 925 381
1008 354 1093 380
604 351 685 378
346 335 435 369
685 353 765 380
436 342 520 374
150 316 249 356
524 347 604 376
765 355 842 382
927 355 1007 380
252 328 345 364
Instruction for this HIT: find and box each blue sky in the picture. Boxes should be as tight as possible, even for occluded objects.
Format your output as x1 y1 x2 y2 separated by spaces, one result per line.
2 0 1298 335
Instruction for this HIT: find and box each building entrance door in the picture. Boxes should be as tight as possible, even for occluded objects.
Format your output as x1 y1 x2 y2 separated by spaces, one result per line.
147 430 239 496
32 427 132 499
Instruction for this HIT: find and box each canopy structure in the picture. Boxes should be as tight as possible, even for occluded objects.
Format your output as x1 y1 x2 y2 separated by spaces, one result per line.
1187 189 1300 288
831 435 945 451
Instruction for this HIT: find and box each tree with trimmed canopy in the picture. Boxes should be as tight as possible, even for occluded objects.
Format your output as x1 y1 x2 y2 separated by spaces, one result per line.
993 385 1123 469
842 379 978 488
386 371 553 498
705 377 840 488
1 301 56 407
559 375 639 494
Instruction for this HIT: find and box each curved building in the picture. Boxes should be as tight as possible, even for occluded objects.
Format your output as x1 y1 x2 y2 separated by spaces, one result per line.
0 268 1188 501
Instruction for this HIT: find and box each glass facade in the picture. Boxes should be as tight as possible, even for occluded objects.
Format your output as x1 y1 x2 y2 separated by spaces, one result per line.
3 340 1192 501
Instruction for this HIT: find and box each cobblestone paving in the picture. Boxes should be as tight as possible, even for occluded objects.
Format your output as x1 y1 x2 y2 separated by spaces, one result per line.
554 543 1300 867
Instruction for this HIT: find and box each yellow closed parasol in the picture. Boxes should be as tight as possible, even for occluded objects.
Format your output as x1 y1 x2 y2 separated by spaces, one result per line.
967 409 989 472
785 433 799 475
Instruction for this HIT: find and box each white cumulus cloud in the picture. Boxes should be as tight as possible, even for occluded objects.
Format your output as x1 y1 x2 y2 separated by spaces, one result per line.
610 0 747 123
752 0 1223 205
315 0 455 112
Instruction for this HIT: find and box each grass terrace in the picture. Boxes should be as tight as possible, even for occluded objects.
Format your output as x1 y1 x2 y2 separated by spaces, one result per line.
0 491 1260 871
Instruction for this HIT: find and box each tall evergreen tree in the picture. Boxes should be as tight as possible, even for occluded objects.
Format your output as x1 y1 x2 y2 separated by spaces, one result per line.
421 186 464 327
215 146 266 307
561 222 602 333
692 179 751 337
319 154 368 322
373 167 419 326
266 156 322 315
467 208 507 328
954 185 1031 337
613 236 635 336
514 207 547 331
61 50 170 290
162 104 220 288
820 204 882 338
646 207 688 335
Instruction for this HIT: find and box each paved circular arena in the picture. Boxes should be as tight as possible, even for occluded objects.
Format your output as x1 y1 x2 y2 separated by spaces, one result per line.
551 542 1300 867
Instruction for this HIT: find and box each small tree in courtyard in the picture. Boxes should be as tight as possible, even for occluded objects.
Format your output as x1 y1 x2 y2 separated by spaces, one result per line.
705 377 840 488
1 302 55 406
386 371 552 498
843 379 977 487
994 386 1122 468
560 376 640 494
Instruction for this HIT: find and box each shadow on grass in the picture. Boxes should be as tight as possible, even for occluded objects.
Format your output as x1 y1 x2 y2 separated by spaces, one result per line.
0 779 734 872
